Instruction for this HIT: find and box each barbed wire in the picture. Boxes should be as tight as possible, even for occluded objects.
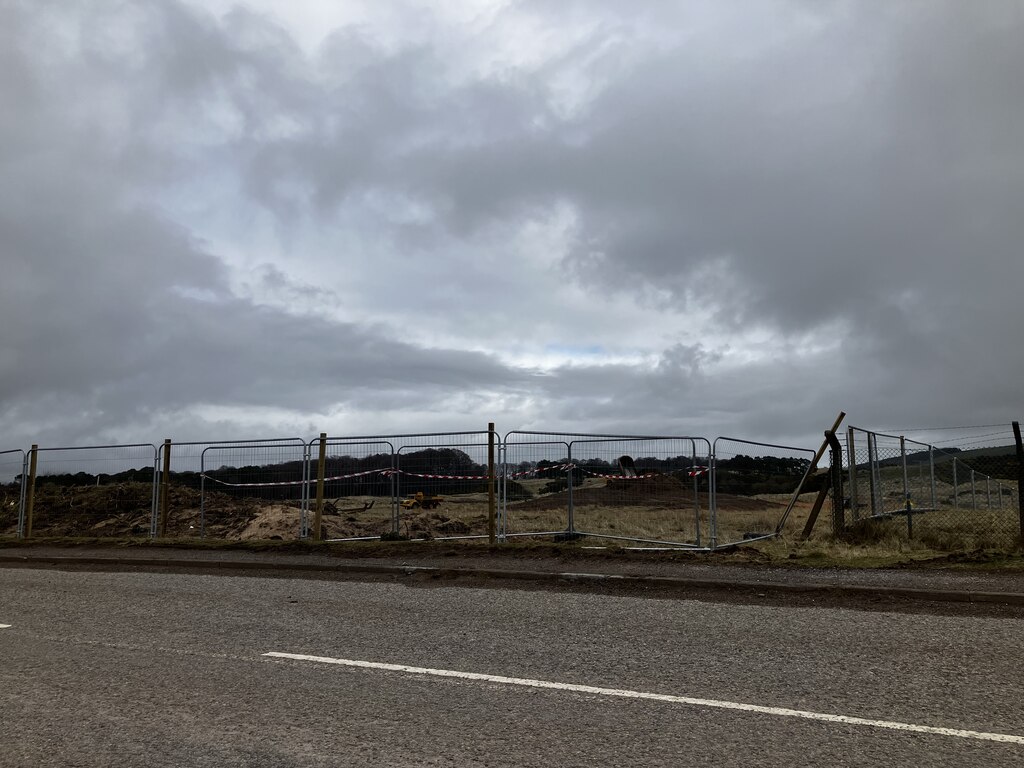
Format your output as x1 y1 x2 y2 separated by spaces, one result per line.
875 422 1012 432
929 430 1015 446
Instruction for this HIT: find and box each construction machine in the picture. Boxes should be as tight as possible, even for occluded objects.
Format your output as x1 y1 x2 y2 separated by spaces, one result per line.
400 491 444 510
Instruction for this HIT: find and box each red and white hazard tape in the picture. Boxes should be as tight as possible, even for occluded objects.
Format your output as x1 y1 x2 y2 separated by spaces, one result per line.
200 464 705 490
393 470 490 480
508 463 576 479
577 468 658 480
202 475 306 488
202 468 386 489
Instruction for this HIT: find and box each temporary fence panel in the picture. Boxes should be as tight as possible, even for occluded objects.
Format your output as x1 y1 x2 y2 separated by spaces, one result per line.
24 444 159 538
501 432 574 539
196 439 308 539
502 432 710 547
711 437 816 548
566 436 708 547
314 438 396 541
393 431 496 540
845 427 1020 547
0 449 27 539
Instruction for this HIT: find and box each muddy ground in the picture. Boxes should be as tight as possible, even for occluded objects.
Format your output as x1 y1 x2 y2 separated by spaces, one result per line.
1 475 794 541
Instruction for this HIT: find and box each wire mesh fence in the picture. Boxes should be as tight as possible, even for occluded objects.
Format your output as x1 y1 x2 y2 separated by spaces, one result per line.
311 438 397 541
711 437 816 547
841 427 1021 547
501 432 575 539
3 421 1020 549
148 439 308 538
312 432 497 542
0 450 27 539
20 444 158 538
501 432 709 547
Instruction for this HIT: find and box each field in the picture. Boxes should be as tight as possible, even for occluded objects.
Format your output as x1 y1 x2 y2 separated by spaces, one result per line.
0 474 810 547
2 469 1018 551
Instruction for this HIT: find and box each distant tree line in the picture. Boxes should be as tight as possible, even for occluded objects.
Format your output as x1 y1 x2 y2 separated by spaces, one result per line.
14 450 825 499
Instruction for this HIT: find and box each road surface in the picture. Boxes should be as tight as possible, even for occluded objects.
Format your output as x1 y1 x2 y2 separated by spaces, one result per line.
1 568 1022 766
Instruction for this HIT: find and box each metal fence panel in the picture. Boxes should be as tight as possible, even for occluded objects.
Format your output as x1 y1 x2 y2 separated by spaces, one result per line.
156 439 306 539
567 436 707 547
313 438 396 541
0 449 27 539
393 432 496 540
501 432 574 539
711 436 816 548
196 440 309 539
24 444 158 537
502 432 710 547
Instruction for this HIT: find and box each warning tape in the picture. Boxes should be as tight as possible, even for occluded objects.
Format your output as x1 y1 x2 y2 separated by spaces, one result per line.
578 468 658 480
393 471 490 480
201 467 496 488
202 465 709 489
202 468 385 489
507 463 576 479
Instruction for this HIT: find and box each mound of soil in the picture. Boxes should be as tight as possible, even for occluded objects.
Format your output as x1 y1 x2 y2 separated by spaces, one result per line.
3 475 795 541
511 473 788 512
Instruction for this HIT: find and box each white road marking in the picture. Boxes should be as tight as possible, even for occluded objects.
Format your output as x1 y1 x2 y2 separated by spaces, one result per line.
0 624 11 629
264 652 1024 746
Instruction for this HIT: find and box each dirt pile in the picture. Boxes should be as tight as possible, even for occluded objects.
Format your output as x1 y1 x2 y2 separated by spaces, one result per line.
512 473 788 512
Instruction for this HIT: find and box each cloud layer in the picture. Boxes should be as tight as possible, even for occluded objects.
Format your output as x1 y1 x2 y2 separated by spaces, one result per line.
2 0 1021 450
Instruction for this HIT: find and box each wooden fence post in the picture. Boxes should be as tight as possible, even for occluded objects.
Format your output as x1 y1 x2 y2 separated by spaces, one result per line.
24 445 38 539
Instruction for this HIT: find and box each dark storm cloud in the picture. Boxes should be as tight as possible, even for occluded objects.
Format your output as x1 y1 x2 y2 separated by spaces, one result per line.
0 0 528 446
2 0 1021 449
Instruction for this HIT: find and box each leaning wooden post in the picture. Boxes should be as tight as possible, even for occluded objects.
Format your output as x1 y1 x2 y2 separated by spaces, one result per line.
1013 421 1024 541
313 433 327 542
24 445 38 539
487 422 496 545
782 410 845 535
158 439 171 536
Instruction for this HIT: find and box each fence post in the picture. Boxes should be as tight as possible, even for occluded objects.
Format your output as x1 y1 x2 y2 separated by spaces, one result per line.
929 445 937 509
901 436 912 539
847 428 859 521
24 445 38 539
1013 421 1023 539
953 458 959 511
866 432 879 516
825 431 844 535
159 439 171 536
313 433 327 542
487 423 496 545
17 454 27 538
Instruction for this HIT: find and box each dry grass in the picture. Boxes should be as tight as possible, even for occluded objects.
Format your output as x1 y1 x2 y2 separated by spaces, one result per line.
4 478 1020 565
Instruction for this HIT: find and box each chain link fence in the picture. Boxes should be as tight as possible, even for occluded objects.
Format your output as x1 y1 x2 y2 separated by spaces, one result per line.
839 426 1021 547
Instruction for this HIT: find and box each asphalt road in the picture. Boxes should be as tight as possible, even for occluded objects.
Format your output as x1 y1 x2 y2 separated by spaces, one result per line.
1 568 1022 767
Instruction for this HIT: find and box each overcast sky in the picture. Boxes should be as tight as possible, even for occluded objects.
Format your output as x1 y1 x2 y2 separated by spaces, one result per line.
2 0 1022 452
